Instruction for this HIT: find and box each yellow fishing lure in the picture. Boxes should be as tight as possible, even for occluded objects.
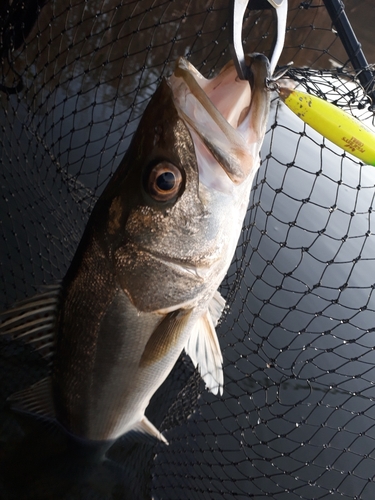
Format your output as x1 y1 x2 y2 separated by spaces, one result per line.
278 87 375 166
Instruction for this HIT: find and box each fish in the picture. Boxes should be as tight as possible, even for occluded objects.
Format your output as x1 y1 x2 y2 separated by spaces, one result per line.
0 53 270 445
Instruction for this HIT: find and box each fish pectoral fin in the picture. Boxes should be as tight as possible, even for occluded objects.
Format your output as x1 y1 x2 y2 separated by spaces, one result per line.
185 307 224 396
7 376 55 419
0 284 61 363
133 417 168 445
139 309 192 367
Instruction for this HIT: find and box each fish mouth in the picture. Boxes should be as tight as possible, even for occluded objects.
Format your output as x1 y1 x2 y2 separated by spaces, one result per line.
168 54 270 189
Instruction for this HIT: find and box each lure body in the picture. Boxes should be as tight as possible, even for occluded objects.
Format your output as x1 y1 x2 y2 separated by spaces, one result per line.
279 87 375 166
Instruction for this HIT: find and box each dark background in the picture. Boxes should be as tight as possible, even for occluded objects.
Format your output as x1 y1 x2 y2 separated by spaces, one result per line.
1 1 375 499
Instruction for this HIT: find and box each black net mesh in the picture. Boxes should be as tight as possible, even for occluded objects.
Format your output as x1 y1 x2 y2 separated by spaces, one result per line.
1 1 375 499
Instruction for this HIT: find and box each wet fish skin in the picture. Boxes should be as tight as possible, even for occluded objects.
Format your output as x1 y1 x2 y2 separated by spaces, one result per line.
53 78 211 440
0 54 271 443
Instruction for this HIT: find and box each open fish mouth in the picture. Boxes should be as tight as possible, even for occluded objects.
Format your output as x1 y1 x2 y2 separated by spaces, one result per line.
168 54 270 190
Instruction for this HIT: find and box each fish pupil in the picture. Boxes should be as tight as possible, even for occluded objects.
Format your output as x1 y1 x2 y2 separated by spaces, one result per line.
156 171 175 191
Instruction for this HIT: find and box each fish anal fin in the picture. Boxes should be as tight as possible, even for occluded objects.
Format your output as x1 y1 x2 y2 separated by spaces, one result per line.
8 377 55 420
185 306 224 396
133 417 168 445
139 309 192 367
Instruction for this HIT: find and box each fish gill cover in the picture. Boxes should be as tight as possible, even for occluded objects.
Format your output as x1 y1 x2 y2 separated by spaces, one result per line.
1 1 375 499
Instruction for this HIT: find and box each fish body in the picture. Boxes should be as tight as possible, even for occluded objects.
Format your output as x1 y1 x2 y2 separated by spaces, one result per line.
0 54 270 443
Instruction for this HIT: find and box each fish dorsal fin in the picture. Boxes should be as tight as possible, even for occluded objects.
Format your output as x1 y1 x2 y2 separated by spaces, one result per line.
133 417 168 445
0 285 61 362
208 290 226 326
7 376 55 419
139 309 192 367
185 295 224 395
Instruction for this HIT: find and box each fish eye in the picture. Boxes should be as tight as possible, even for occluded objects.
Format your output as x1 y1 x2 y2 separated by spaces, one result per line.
146 162 183 202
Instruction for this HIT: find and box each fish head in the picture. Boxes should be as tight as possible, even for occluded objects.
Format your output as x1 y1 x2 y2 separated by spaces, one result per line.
95 54 270 312
169 53 271 191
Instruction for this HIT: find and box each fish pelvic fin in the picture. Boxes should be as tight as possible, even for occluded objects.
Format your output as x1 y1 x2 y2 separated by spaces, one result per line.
7 376 55 419
185 291 225 396
133 417 168 445
208 290 226 326
0 284 61 363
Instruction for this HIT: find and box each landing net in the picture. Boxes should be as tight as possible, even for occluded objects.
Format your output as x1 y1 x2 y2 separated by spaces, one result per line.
1 1 375 498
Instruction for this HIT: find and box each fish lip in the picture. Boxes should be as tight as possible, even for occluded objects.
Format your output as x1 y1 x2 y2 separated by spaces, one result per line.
246 53 271 87
169 54 271 187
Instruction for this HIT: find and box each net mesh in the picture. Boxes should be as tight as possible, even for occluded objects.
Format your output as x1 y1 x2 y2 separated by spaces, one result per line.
1 1 375 498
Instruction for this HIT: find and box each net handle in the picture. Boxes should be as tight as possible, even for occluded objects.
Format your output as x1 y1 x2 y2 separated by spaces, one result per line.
323 0 375 108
